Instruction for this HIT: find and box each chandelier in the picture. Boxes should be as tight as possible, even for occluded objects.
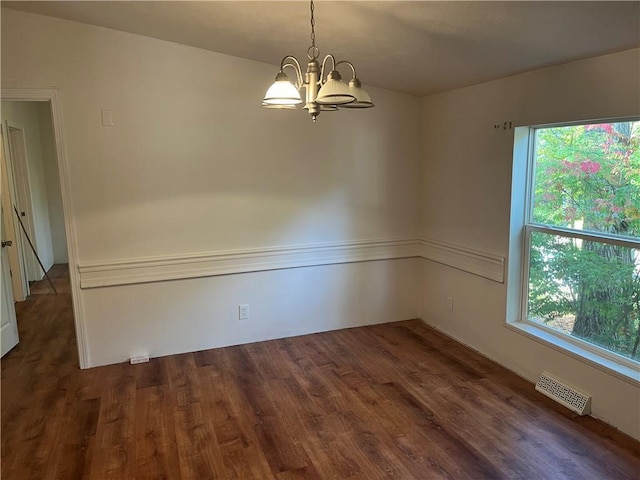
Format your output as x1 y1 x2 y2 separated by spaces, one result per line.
261 0 374 122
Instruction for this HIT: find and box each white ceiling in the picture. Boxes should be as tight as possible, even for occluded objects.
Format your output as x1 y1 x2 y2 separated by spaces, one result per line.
4 1 639 97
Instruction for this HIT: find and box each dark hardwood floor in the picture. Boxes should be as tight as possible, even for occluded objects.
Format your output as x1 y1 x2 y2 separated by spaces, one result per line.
2 265 639 479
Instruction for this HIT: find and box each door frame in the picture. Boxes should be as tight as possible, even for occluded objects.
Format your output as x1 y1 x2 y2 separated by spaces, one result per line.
4 121 40 283
1 88 88 369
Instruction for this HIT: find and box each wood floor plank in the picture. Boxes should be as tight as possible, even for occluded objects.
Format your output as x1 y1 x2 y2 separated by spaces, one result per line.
172 400 224 480
200 374 274 479
165 354 226 479
199 345 277 479
5 373 74 479
134 385 181 480
259 374 361 480
298 335 463 479
375 381 505 479
49 396 101 480
232 373 310 475
88 363 137 479
2 265 639 479
312 337 463 478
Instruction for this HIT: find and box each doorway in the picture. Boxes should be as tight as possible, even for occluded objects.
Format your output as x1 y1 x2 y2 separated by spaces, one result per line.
0 90 86 367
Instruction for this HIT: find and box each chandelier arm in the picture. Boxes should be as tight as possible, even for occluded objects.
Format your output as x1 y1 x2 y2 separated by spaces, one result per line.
319 54 336 83
282 63 304 89
335 60 357 79
280 56 304 87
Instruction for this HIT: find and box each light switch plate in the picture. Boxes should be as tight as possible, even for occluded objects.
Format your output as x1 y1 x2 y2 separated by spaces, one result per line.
101 109 114 127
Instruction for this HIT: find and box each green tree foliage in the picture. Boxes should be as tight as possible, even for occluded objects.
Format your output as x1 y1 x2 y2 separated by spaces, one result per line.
528 121 640 359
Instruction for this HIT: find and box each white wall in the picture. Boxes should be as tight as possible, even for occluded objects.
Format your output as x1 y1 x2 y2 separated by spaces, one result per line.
1 9 422 366
419 48 640 439
37 102 68 264
1 100 55 276
83 259 421 367
4 7 637 440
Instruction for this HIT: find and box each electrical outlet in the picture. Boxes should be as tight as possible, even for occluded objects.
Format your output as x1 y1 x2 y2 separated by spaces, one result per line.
239 304 250 320
447 297 454 312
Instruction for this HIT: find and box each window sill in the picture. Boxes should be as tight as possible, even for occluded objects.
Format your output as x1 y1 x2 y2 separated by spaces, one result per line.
505 321 640 387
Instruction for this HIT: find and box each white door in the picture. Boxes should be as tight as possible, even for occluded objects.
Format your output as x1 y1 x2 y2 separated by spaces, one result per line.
1 127 26 301
1 203 19 356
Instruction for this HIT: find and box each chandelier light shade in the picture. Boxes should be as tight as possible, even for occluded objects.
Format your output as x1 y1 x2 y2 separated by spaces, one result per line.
316 70 355 105
261 0 374 122
262 72 303 106
342 78 374 109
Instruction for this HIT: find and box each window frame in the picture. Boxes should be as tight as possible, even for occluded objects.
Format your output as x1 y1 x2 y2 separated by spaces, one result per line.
508 117 640 382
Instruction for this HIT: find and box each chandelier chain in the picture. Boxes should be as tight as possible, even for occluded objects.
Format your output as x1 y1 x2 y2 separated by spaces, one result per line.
310 0 315 48
307 0 319 59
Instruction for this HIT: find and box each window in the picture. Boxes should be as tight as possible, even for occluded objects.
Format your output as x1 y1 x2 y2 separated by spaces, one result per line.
513 119 640 371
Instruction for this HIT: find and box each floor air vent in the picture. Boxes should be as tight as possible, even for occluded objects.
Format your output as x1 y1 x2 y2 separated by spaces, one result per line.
535 371 591 415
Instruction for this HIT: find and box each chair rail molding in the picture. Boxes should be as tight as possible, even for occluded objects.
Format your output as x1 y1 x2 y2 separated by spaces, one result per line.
418 238 505 283
78 238 423 288
78 237 506 288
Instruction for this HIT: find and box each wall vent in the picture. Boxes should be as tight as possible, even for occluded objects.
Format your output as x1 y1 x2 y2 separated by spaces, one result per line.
130 354 149 365
535 371 591 415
